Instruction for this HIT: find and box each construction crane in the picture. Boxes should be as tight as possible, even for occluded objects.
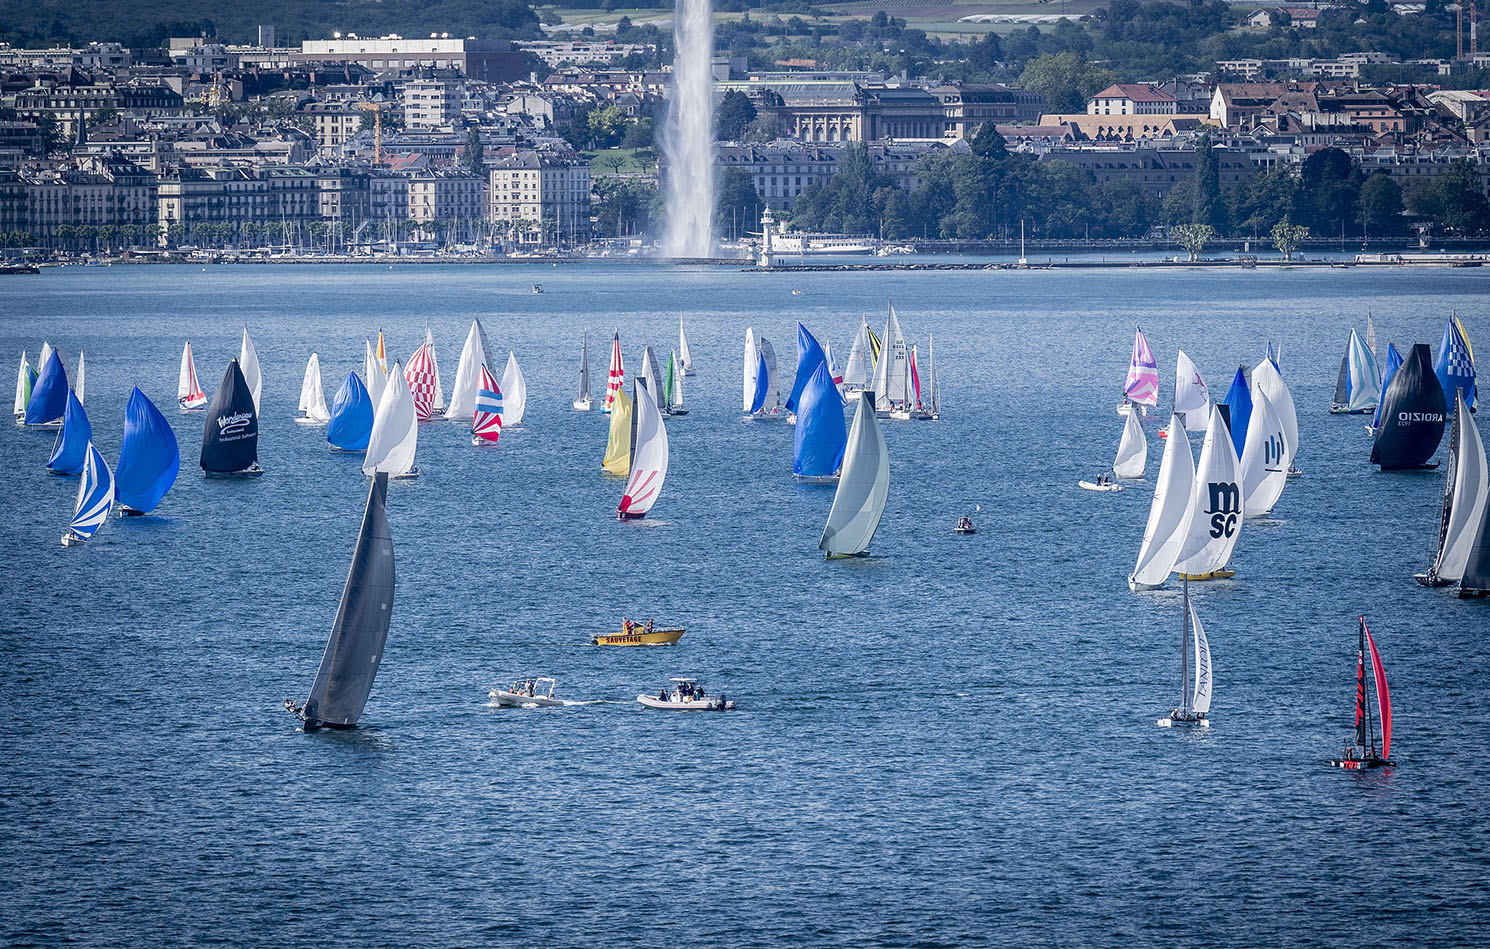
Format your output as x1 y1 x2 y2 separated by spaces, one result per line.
358 101 386 164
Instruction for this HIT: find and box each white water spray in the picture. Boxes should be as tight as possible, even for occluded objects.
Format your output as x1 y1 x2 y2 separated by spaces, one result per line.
662 0 715 258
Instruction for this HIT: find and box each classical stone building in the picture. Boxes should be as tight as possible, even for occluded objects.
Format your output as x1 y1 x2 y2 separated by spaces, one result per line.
487 149 590 246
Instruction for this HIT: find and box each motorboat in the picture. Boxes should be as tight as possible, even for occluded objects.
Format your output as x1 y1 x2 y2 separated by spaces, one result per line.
593 622 685 646
1079 478 1123 492
954 515 977 534
489 677 570 708
638 678 734 711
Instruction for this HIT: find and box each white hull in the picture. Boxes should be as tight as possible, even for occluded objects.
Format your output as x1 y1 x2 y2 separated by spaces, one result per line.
637 693 734 711
1079 481 1123 492
489 689 569 708
795 473 840 485
1117 403 1150 418
1157 716 1210 727
294 415 328 426
573 398 592 411
60 531 85 546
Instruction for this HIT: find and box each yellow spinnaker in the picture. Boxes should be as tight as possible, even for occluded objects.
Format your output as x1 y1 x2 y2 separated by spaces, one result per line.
602 387 633 476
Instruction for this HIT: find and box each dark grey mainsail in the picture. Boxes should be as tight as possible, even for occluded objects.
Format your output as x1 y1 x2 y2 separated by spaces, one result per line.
1331 353 1349 408
1461 494 1490 597
301 472 395 730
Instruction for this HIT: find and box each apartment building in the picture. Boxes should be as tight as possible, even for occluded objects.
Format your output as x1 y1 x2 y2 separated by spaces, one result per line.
487 149 590 246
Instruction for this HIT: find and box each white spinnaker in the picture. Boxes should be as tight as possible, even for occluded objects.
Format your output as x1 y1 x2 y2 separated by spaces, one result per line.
501 351 527 425
1190 599 1212 715
1434 393 1490 581
363 360 418 476
742 327 757 412
1252 357 1299 465
1240 386 1288 517
239 327 262 412
1345 329 1381 412
1113 408 1147 478
1173 405 1244 577
75 350 85 405
444 320 488 420
1174 349 1210 433
819 392 890 556
299 353 330 422
1129 414 1196 590
363 339 386 412
620 379 669 517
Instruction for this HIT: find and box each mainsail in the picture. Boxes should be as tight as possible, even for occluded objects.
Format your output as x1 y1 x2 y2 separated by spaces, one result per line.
1173 405 1244 580
1174 349 1210 432
298 353 331 423
1239 384 1288 517
363 339 386 411
500 351 527 425
576 332 591 404
819 391 890 557
743 327 760 412
1113 407 1147 479
679 317 694 374
364 360 418 477
444 319 490 420
618 378 668 519
65 442 114 544
46 390 91 475
843 316 872 389
24 347 68 425
1124 328 1159 407
200 359 260 474
640 346 665 411
602 385 633 475
423 321 445 412
14 350 32 419
1371 343 1447 470
327 372 374 452
116 388 181 514
1128 413 1196 591
871 305 909 408
300 471 395 730
759 337 780 411
666 349 685 414
404 343 439 421
239 327 262 413
604 332 624 413
1420 392 1488 585
472 364 503 444
74 350 85 405
794 361 847 480
178 342 208 410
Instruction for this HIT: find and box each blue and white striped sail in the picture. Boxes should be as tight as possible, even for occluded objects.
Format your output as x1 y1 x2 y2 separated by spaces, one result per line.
1345 328 1382 413
67 442 114 542
46 389 91 475
1435 317 1476 412
116 387 181 513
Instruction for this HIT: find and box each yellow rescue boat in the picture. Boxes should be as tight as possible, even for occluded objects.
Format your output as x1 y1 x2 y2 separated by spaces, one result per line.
592 623 685 646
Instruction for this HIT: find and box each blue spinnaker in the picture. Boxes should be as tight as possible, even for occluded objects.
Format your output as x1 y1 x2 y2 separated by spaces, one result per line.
1434 318 1476 411
784 322 827 414
328 371 374 451
46 390 90 474
1371 343 1404 431
25 349 68 424
749 351 768 414
116 387 181 513
1222 367 1251 459
794 361 847 478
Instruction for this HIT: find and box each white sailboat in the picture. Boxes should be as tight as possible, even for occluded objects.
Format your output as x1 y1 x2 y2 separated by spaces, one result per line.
1173 405 1244 581
178 342 208 410
1113 407 1147 479
443 319 491 421
500 351 527 426
296 353 331 424
239 327 262 413
1129 414 1196 591
679 318 695 376
640 345 666 412
574 331 593 411
1157 579 1213 727
1252 354 1300 477
923 334 940 420
363 360 419 478
424 321 445 414
61 442 114 546
743 327 757 413
870 305 909 416
842 316 872 394
13 350 31 419
75 350 85 405
617 378 669 519
1416 392 1489 586
363 339 386 412
1239 385 1288 517
1173 349 1210 433
820 391 890 558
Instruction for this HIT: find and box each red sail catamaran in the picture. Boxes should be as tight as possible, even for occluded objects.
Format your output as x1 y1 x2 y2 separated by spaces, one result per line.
1331 617 1395 770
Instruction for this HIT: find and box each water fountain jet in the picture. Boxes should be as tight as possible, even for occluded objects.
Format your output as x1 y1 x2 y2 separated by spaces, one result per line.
661 0 715 258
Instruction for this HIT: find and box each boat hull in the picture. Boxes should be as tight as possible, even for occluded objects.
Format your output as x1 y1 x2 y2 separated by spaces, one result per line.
593 627 685 646
1414 572 1454 588
1331 756 1394 769
573 398 591 411
1078 481 1123 492
204 463 265 478
1157 714 1210 727
1178 569 1235 581
637 694 733 711
489 690 568 708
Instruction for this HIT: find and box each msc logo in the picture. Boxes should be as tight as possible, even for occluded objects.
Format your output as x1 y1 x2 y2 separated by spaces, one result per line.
1264 434 1285 468
1206 482 1241 539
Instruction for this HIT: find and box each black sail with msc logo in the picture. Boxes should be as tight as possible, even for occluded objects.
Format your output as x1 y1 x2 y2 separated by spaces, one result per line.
200 358 260 473
1370 343 1446 471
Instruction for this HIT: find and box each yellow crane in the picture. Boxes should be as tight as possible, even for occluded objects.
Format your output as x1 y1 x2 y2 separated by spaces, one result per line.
357 101 386 164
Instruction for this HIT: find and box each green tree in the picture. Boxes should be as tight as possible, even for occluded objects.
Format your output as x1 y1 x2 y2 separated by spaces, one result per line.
1358 172 1405 237
1192 131 1225 232
1171 222 1214 260
716 168 763 240
715 90 757 141
1017 52 1117 114
1433 159 1490 234
1270 216 1309 258
462 126 484 177
1294 147 1362 237
970 123 1008 160
586 105 630 149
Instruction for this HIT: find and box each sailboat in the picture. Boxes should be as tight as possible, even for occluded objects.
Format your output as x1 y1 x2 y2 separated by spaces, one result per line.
500 352 527 426
239 327 262 413
604 332 624 413
1252 354 1299 476
574 331 593 411
602 384 634 476
200 358 263 476
293 472 395 731
1366 313 1380 367
1118 327 1159 417
365 360 419 478
1113 407 1147 479
1371 343 1447 470
794 361 847 483
1415 392 1489 586
1239 385 1288 517
423 321 445 415
1173 405 1244 581
1435 314 1477 412
1368 343 1404 436
115 388 181 516
921 335 940 421
404 343 439 421
472 364 503 445
14 351 33 421
1221 367 1251 459
618 378 668 519
1330 618 1395 769
891 344 919 421
178 342 208 411
1156 579 1212 727
679 317 695 376
296 353 331 424
870 305 909 418
665 349 688 416
743 329 782 419
74 350 85 405
61 442 114 546
23 346 68 428
327 372 375 453
46 390 91 475
820 391 890 558
842 316 872 395
1128 414 1196 591
444 319 493 421
640 346 666 413
1329 329 1381 414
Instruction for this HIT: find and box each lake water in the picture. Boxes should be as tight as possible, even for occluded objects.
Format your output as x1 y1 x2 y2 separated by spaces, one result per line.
2 263 1486 947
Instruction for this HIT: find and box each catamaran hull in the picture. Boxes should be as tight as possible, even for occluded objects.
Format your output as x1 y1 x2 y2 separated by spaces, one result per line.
23 420 62 430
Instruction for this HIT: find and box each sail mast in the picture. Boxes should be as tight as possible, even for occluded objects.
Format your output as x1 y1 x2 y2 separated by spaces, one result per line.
1180 578 1192 715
